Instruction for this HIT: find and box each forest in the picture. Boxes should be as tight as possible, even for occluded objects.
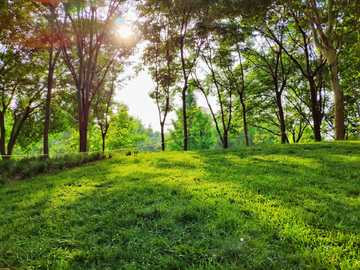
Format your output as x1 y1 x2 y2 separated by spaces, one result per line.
1 0 359 160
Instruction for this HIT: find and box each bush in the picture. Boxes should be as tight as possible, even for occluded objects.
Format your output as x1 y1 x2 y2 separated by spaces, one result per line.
0 152 109 184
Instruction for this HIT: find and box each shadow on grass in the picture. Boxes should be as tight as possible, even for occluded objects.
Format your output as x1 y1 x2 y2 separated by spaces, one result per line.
1 143 359 269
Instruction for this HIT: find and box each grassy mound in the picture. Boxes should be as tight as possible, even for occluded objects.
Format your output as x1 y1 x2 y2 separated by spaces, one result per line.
0 152 108 184
0 142 359 269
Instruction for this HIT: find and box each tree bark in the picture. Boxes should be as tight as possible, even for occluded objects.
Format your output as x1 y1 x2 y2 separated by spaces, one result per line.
161 123 165 151
182 87 188 151
239 94 249 147
79 104 90 153
324 48 344 140
102 133 106 153
0 112 7 159
306 0 345 140
223 130 228 149
276 93 288 144
44 5 55 157
308 77 322 142
44 4 62 157
6 112 29 159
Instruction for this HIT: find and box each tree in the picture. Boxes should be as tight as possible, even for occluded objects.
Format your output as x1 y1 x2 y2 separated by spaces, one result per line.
58 0 136 152
0 51 48 159
139 0 209 151
106 104 146 151
93 66 122 153
139 11 178 151
191 36 236 149
33 0 65 157
168 88 214 151
246 33 293 144
290 0 348 140
254 6 327 142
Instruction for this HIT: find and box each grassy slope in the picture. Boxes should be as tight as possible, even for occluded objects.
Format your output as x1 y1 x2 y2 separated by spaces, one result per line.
0 142 359 269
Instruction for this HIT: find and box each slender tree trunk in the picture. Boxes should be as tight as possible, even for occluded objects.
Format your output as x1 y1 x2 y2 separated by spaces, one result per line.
44 5 56 157
161 123 165 151
80 105 90 153
324 48 344 140
276 93 288 144
102 134 105 153
44 72 53 156
0 112 7 159
308 78 322 142
182 87 188 151
6 114 28 159
239 95 249 147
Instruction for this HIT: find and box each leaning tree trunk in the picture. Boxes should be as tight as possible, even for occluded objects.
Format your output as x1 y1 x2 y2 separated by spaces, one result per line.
0 112 7 159
324 48 344 140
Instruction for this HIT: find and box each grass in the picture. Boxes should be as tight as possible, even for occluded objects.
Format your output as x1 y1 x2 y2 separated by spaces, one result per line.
0 141 359 269
0 152 108 184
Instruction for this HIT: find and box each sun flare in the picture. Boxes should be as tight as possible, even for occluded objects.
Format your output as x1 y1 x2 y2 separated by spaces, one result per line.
118 25 132 38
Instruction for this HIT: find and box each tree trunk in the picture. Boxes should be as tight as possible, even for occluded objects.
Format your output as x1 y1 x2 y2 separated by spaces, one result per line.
44 66 54 157
223 131 228 148
79 105 89 153
182 87 188 151
240 95 249 147
324 48 344 140
276 93 288 144
80 113 89 153
102 134 105 153
0 112 7 159
44 5 56 158
308 78 322 142
161 123 165 151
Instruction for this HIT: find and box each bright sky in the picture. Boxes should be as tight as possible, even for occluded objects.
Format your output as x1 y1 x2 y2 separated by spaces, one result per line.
114 62 214 133
114 11 216 133
114 65 177 133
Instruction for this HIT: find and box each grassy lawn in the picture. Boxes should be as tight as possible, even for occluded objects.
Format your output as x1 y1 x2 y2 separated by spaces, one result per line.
0 142 359 269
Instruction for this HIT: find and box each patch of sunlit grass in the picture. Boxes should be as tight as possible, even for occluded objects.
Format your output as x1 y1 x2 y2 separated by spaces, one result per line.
0 141 359 269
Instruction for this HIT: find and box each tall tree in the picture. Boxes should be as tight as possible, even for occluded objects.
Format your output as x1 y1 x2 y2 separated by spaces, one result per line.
59 0 135 152
33 0 65 157
139 11 178 151
191 37 236 149
254 6 327 141
247 33 293 144
139 0 208 151
93 66 121 153
291 0 346 139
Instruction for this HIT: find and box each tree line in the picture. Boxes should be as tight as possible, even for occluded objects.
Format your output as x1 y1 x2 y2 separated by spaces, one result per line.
1 0 359 159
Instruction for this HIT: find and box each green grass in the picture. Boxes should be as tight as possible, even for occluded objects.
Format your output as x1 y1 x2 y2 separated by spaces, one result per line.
0 152 108 184
0 142 359 269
